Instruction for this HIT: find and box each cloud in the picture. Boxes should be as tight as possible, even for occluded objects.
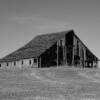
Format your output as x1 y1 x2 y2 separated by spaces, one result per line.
11 16 37 24
10 15 54 24
10 15 75 33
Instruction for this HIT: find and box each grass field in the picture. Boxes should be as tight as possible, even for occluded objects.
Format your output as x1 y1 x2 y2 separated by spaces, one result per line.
0 66 100 100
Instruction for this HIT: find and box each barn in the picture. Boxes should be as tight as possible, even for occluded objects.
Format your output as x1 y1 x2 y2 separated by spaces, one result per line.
0 30 99 68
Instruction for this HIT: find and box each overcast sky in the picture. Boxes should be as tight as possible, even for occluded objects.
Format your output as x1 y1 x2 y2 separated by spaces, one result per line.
0 0 100 61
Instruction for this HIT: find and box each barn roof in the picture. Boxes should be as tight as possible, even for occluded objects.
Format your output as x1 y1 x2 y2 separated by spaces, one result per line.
0 29 99 62
0 30 72 62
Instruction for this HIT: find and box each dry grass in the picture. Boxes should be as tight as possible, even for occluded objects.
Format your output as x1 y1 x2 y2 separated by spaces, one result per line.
0 66 100 100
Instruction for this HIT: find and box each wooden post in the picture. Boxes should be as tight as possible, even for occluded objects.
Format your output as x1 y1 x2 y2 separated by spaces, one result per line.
84 48 86 67
57 41 59 67
63 45 65 65
65 45 67 65
37 57 38 68
63 37 67 65
40 57 41 68
38 57 41 68
64 35 67 65
72 36 75 66
83 48 86 67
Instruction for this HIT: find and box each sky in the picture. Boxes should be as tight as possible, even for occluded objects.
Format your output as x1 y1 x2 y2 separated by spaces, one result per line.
0 0 100 62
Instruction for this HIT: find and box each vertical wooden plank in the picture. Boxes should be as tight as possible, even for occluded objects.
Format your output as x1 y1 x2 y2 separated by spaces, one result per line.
84 48 86 67
57 41 59 67
38 57 41 68
64 36 67 65
64 45 67 65
39 57 41 68
63 41 65 65
80 43 82 67
36 57 39 67
64 44 66 65
72 35 75 66
62 38 65 65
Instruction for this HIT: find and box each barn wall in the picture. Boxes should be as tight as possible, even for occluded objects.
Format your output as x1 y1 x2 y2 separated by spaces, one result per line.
57 37 66 66
0 58 38 68
73 35 86 67
65 32 74 65
40 43 57 67
40 37 66 68
21 59 33 68
73 35 98 68
32 58 38 68
1 62 8 68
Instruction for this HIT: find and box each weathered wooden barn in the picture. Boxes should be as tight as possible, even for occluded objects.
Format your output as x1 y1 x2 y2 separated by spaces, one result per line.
0 30 99 68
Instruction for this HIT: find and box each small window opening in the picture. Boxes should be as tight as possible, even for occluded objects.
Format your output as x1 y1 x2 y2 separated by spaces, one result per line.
22 60 23 65
7 63 9 66
0 64 1 67
14 61 16 66
29 60 31 65
34 58 37 63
